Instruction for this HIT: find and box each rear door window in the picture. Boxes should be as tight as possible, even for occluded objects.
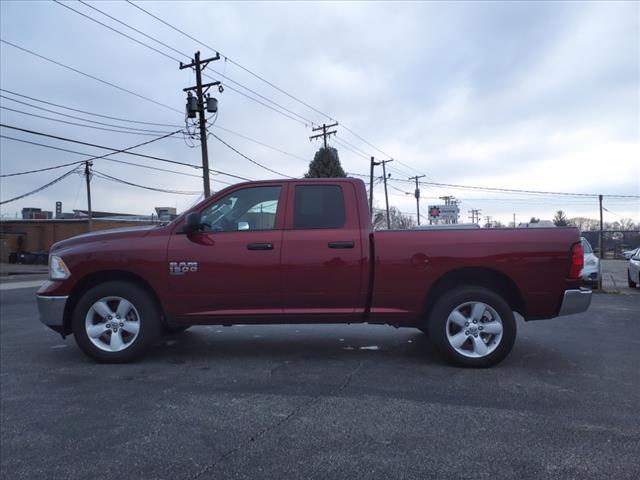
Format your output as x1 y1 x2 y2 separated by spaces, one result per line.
293 185 345 229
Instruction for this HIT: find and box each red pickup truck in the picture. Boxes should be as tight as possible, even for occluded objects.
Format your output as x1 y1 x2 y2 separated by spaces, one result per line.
36 178 591 367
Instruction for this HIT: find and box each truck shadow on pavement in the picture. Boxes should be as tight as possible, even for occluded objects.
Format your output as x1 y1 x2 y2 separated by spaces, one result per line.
132 324 573 373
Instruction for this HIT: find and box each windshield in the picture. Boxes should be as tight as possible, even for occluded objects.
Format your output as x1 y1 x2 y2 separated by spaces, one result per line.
581 238 593 254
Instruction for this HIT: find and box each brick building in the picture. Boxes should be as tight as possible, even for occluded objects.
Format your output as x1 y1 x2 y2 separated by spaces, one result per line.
0 218 158 263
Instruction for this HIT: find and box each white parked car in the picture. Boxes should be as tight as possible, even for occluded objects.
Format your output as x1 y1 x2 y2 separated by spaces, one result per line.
581 237 599 287
628 250 640 288
622 247 639 260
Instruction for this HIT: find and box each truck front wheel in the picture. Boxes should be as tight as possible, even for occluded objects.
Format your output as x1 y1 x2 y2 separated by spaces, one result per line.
72 281 161 363
427 286 516 368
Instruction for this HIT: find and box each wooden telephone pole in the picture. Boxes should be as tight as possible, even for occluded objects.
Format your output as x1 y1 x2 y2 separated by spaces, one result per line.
380 159 393 229
180 51 221 198
369 156 381 221
84 160 92 231
409 175 425 225
309 122 338 148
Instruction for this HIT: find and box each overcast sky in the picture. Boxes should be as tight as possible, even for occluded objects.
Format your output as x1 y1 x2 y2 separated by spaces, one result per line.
1 0 638 224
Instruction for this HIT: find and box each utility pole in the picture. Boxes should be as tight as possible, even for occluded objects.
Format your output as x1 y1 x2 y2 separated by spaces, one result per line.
468 209 481 224
439 196 458 224
598 194 604 290
309 122 339 149
180 51 221 198
409 175 425 225
369 156 381 221
84 160 92 232
381 159 393 229
513 213 516 228
485 215 492 228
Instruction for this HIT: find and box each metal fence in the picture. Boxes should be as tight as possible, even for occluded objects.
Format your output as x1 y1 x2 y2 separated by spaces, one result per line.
581 230 640 259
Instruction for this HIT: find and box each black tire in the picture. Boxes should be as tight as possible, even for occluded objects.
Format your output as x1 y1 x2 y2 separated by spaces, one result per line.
72 281 161 363
426 286 516 368
163 324 191 335
629 272 637 289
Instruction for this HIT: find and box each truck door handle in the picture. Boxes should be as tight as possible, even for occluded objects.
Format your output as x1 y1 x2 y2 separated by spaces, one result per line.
247 243 274 251
328 241 355 249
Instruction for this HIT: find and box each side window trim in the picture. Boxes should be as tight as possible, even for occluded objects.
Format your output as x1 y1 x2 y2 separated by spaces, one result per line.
196 184 285 233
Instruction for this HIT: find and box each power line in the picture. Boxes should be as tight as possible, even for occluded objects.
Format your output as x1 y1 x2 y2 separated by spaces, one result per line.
120 2 441 187
0 134 233 183
92 170 200 195
0 38 181 114
0 128 250 182
0 88 182 127
55 1 314 127
0 94 176 134
0 124 197 169
77 0 188 59
0 158 83 177
333 135 371 158
50 0 429 183
213 124 308 162
0 88 307 165
0 105 178 137
413 180 640 199
53 0 182 63
210 133 295 179
332 138 370 160
125 0 335 123
209 80 310 126
0 165 80 205
346 172 639 199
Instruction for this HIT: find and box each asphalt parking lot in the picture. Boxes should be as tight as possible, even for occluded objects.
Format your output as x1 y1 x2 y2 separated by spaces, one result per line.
1 285 639 480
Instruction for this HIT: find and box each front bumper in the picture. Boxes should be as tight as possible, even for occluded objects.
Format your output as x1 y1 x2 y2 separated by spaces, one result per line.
36 295 68 327
558 288 592 317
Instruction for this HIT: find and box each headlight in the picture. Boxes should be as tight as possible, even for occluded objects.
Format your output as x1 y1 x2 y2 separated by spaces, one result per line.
585 258 597 266
49 255 71 280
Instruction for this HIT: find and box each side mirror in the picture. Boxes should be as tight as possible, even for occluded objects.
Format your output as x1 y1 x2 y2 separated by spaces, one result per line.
184 212 201 233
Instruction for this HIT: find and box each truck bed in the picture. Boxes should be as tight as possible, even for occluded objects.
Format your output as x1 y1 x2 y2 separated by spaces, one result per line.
369 227 582 324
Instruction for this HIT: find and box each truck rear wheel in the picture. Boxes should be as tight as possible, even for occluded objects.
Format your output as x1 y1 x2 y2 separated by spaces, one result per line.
427 286 516 368
72 281 161 363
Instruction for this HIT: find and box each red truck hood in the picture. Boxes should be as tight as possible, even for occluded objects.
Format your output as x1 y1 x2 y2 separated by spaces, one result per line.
51 225 159 252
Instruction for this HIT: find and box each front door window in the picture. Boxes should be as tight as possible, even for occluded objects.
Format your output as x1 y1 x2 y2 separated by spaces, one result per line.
200 186 281 232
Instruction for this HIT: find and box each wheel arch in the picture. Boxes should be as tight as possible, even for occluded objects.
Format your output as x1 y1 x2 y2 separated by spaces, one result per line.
422 267 526 324
62 270 166 336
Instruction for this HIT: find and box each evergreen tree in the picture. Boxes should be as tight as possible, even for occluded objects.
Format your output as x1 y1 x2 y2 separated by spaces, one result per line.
305 147 346 178
553 210 571 227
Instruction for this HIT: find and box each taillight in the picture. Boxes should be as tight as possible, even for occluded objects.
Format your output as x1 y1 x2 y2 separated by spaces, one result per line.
569 241 584 279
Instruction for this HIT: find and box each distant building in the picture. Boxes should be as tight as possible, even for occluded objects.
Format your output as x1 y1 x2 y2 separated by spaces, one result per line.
73 209 138 219
155 207 178 221
21 208 52 220
518 220 556 228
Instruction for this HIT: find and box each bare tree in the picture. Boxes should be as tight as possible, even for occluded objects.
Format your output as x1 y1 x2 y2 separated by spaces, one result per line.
372 207 416 230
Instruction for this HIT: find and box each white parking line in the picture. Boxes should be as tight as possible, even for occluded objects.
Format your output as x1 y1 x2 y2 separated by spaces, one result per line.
0 280 45 291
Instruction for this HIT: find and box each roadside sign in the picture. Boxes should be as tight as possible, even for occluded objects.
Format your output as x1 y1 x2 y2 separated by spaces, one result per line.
428 204 459 222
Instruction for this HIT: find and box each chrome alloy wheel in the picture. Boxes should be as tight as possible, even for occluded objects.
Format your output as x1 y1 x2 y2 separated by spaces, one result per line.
84 296 140 353
445 301 503 358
